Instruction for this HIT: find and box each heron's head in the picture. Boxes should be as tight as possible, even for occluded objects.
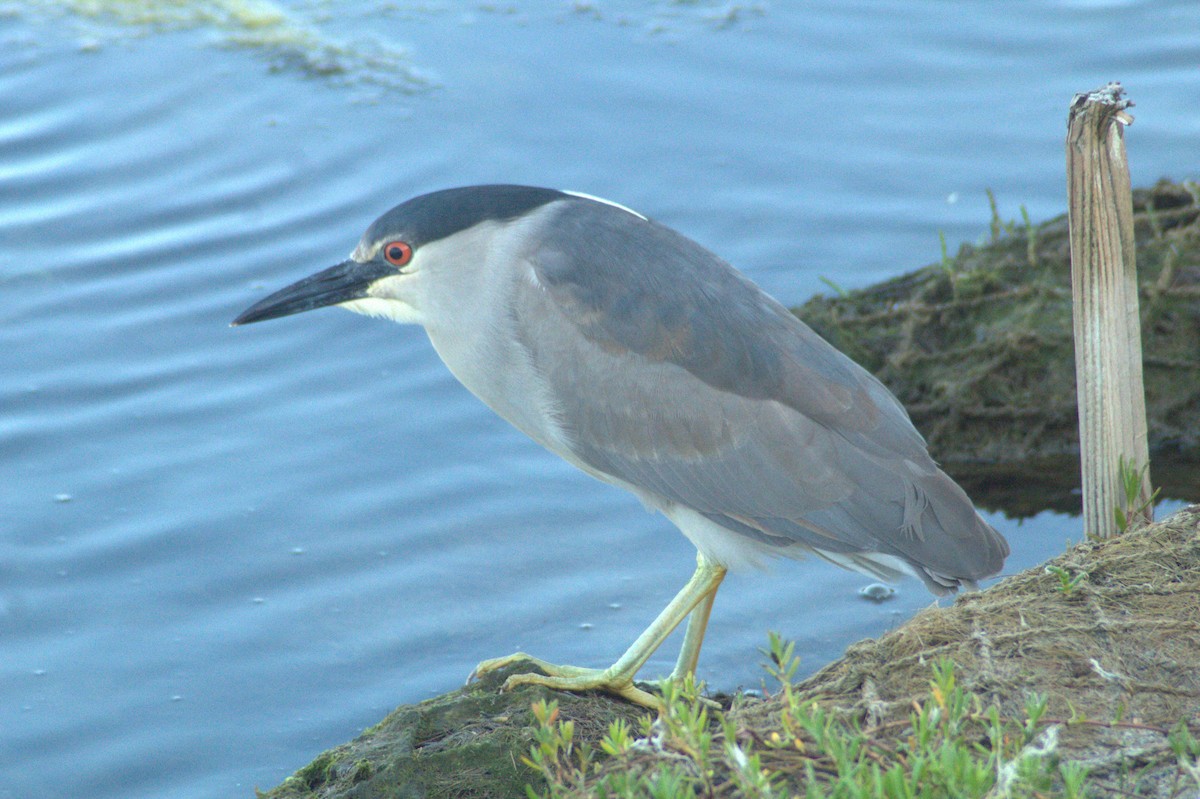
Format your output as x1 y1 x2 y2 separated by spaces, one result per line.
231 185 575 328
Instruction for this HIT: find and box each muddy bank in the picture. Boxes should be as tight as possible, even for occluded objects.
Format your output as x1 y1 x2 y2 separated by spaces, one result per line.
257 507 1200 799
725 504 1200 798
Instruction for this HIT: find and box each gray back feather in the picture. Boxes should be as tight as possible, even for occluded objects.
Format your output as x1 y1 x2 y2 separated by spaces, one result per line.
515 198 1007 586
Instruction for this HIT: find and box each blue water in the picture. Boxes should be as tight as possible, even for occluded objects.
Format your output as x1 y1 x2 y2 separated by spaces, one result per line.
2 2 1196 797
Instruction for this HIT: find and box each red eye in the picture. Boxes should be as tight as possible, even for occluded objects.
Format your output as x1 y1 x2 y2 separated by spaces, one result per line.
383 240 413 267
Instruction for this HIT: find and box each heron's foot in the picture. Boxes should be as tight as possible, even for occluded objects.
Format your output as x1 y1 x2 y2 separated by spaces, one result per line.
468 653 663 709
467 652 593 682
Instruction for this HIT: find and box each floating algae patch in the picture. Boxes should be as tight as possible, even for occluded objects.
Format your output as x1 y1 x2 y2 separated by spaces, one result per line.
30 0 434 94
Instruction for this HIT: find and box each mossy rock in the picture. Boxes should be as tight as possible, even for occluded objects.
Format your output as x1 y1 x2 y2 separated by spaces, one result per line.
255 662 648 799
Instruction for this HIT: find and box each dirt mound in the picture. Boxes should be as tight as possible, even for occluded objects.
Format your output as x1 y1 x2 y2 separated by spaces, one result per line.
729 505 1200 797
259 508 1200 799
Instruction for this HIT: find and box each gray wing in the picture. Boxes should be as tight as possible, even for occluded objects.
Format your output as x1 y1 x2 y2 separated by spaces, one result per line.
514 199 1007 586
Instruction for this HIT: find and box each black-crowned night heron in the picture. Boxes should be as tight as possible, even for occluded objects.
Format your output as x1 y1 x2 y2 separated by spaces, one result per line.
233 185 1009 708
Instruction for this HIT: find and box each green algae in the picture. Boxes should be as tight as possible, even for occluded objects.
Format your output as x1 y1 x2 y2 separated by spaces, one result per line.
256 660 649 799
26 0 434 93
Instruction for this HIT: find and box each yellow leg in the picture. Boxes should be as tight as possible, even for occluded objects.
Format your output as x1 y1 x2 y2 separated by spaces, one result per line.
469 553 727 709
670 567 722 680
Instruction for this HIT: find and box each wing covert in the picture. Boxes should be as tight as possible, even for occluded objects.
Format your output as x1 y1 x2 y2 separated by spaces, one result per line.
507 196 1005 581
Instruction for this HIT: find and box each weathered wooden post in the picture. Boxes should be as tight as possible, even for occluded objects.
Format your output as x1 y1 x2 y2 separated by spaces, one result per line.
1065 82 1152 538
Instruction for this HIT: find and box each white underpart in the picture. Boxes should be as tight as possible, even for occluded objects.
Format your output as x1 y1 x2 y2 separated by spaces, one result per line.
662 505 780 572
663 503 926 585
562 190 648 221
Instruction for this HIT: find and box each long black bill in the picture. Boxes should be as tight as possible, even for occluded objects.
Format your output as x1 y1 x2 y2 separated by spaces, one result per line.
231 259 395 326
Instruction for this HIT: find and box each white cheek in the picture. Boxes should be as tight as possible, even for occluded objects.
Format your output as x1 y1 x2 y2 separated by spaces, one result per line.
334 272 424 325
338 297 424 325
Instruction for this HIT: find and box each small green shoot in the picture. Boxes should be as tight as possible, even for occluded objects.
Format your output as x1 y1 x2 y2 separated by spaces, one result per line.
987 188 1004 242
1023 692 1049 740
938 231 961 300
939 230 952 273
1020 204 1039 266
1044 564 1087 596
761 630 801 689
1169 720 1200 791
1144 198 1164 239
524 700 593 798
819 275 849 298
598 717 634 757
1060 760 1089 799
1113 455 1160 534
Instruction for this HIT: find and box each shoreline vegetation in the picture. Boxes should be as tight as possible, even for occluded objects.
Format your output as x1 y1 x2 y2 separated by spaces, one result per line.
259 507 1200 799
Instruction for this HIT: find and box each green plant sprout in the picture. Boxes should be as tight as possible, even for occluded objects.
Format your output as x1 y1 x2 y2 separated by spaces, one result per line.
1113 455 1160 534
524 643 1116 798
1044 563 1088 596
